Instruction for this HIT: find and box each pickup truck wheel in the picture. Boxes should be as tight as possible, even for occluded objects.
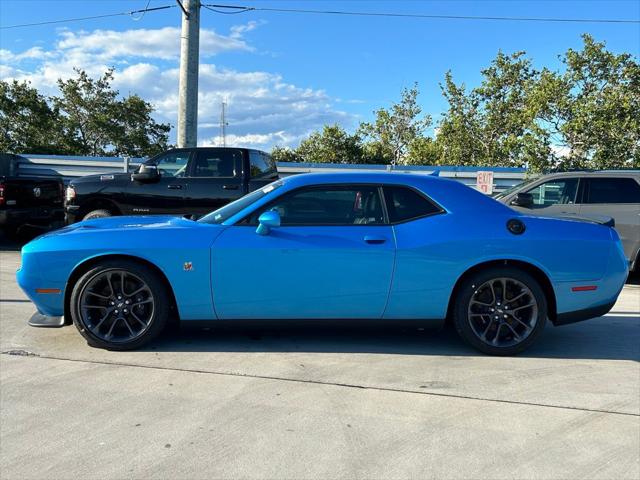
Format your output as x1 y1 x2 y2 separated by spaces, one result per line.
70 260 170 350
82 209 112 221
452 267 547 356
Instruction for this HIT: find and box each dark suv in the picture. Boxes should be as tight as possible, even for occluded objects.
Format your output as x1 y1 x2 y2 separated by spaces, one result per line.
495 170 640 271
65 147 278 224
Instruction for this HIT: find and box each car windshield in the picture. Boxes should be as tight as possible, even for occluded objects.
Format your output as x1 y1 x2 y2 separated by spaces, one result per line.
493 177 538 199
198 180 284 224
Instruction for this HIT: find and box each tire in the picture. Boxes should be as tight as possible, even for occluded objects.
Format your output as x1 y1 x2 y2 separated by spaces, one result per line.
70 259 170 350
82 209 112 221
452 267 548 356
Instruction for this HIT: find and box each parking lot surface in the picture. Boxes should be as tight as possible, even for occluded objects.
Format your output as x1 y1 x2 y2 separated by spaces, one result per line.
1 236 639 479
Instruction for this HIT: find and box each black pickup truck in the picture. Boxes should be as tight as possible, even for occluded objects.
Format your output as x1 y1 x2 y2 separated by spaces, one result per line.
65 147 278 224
1 154 65 236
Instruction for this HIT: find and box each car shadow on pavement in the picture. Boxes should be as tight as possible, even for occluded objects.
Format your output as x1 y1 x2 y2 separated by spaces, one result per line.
147 314 640 361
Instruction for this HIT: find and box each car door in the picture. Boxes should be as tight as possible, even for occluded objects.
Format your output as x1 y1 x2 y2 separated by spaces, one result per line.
124 150 190 215
183 148 244 216
210 185 395 319
579 176 640 264
512 177 581 217
379 186 451 319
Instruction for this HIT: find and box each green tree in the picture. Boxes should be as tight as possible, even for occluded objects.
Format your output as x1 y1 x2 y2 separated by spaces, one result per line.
112 95 170 157
437 52 550 171
54 68 171 157
406 137 443 165
0 80 67 154
537 34 640 169
358 83 432 165
271 146 302 163
296 124 366 163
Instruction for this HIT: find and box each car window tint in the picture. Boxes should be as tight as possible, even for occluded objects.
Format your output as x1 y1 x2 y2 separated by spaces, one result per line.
585 178 640 204
153 151 190 177
383 186 441 222
249 151 277 179
193 149 241 178
525 178 578 207
252 186 385 226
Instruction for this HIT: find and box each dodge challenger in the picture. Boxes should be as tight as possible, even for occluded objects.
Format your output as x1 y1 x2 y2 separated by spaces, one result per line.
17 172 628 355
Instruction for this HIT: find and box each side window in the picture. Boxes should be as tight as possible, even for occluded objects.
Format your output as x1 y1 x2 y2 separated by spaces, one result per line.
585 178 640 204
525 178 579 208
249 186 385 226
249 151 277 179
153 151 190 177
383 186 442 223
192 149 241 178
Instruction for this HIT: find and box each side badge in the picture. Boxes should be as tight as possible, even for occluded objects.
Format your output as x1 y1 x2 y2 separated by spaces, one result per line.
183 262 193 271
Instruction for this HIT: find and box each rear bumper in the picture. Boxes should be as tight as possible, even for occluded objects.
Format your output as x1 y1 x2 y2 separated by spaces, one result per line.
0 206 64 228
554 299 617 326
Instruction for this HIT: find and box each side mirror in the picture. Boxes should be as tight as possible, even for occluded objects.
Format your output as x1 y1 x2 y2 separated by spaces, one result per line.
510 192 534 208
131 164 160 183
256 210 281 236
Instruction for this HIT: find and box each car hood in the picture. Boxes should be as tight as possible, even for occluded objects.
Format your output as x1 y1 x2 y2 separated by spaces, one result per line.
45 215 199 236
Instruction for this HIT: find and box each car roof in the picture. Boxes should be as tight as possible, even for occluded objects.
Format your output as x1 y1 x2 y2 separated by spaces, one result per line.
281 171 446 187
537 170 640 178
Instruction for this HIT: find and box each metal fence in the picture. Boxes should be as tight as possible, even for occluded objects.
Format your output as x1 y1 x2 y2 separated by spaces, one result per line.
11 154 529 192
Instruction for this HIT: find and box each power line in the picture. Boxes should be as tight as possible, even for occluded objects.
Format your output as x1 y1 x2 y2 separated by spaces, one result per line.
202 4 253 15
0 4 176 30
203 3 640 24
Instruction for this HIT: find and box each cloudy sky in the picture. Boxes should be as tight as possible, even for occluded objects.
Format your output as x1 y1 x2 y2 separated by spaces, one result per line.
0 0 638 150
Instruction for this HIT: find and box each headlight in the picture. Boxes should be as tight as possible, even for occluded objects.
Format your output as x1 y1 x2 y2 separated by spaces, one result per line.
65 185 76 203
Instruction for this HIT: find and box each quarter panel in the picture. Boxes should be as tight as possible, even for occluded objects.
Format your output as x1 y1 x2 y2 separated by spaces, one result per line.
386 212 614 319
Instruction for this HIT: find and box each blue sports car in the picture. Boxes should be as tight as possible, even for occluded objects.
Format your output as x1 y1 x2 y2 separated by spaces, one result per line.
17 173 628 355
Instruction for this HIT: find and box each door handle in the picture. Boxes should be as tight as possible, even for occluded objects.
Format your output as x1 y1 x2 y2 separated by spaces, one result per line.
222 184 239 190
167 184 183 190
364 236 386 245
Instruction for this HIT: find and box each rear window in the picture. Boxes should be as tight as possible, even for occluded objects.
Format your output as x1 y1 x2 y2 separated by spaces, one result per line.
383 186 442 223
249 151 277 179
585 178 640 204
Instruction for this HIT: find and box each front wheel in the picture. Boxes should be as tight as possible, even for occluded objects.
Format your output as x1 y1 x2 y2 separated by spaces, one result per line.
452 267 547 355
70 260 170 350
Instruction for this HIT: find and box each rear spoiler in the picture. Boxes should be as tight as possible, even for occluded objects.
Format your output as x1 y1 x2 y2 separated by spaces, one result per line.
559 214 615 228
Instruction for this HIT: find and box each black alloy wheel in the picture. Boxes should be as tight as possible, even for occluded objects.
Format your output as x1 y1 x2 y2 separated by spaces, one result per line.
71 260 170 350
453 267 547 355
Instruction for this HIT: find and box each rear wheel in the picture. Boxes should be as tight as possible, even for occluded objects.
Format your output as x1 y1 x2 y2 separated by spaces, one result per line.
452 267 547 355
82 209 112 221
70 260 170 350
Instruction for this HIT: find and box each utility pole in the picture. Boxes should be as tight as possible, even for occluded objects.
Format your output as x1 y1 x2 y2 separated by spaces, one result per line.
177 0 200 148
220 100 228 147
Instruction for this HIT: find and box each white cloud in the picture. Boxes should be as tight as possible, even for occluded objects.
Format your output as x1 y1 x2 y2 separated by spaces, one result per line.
0 24 354 150
0 47 53 63
57 26 252 61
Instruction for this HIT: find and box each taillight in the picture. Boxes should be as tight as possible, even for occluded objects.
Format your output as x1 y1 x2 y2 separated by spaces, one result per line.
65 185 76 203
0 182 5 206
